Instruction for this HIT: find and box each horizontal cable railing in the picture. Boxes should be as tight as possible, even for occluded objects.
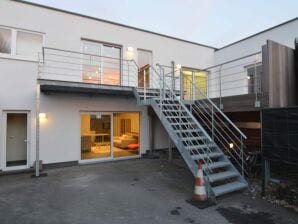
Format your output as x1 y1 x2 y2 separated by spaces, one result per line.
203 52 262 107
38 47 139 88
183 74 248 176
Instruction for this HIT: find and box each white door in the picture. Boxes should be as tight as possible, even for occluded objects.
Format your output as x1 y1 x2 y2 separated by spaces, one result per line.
2 112 30 170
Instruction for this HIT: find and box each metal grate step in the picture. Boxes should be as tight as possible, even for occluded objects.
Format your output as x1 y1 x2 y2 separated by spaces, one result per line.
203 161 230 170
191 152 223 160
212 181 247 197
208 171 239 183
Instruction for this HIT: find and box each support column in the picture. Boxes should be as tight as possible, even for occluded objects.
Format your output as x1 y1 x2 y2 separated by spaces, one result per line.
261 159 270 196
168 137 173 162
35 82 40 177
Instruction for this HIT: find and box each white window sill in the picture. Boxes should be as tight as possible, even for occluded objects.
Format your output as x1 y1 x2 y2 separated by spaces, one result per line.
0 53 39 63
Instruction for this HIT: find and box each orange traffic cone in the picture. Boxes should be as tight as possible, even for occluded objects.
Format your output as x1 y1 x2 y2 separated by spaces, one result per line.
192 161 207 201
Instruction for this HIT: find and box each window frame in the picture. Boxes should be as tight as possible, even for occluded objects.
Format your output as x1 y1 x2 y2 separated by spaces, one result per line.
0 26 45 62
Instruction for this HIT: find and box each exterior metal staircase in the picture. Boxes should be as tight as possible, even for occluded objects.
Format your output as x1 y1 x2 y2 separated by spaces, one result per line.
133 65 248 201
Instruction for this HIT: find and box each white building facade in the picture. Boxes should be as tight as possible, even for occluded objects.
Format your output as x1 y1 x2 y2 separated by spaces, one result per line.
0 0 297 171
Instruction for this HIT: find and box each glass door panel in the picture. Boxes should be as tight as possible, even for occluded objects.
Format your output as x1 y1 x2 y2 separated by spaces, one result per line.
137 49 152 88
82 41 121 85
81 113 112 160
113 112 140 158
102 45 121 85
82 41 102 84
183 70 207 100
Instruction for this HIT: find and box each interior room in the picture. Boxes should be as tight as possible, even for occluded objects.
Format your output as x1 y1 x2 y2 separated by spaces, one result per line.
80 112 140 161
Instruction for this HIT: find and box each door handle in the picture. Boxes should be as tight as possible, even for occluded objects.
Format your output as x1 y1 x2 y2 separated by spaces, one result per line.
24 139 29 142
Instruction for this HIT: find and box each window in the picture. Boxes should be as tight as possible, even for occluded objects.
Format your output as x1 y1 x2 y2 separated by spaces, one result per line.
0 28 12 54
0 26 43 60
16 31 43 58
246 64 262 94
81 40 121 85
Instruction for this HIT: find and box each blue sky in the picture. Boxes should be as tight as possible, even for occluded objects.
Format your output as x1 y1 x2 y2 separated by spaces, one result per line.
24 0 298 48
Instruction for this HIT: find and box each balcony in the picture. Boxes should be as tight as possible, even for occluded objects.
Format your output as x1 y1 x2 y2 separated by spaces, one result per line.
38 47 139 95
38 47 268 112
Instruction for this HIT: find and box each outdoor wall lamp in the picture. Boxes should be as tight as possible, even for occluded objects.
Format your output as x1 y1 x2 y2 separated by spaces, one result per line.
39 113 47 119
127 46 134 52
176 64 182 70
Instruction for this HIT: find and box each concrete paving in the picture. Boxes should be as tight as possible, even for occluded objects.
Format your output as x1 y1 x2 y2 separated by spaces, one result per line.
0 157 297 224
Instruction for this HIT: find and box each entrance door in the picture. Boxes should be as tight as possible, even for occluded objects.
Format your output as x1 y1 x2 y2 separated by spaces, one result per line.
80 113 113 162
3 112 29 170
182 69 207 100
138 49 152 88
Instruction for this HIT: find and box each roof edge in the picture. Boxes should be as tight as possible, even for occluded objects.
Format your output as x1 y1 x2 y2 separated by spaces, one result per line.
11 0 217 50
216 17 298 51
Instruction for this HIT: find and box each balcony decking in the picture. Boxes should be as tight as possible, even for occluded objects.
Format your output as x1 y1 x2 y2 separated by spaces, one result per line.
209 93 269 112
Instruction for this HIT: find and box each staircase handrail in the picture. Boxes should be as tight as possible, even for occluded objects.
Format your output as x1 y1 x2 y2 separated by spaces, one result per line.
183 74 247 176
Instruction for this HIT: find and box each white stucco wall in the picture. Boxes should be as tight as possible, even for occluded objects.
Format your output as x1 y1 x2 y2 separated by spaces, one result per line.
0 59 37 169
0 0 215 167
39 94 149 164
214 19 298 64
0 0 215 68
207 19 298 98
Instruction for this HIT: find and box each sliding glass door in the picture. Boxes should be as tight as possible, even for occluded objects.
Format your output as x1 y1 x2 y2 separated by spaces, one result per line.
80 112 140 162
80 113 112 161
82 40 121 85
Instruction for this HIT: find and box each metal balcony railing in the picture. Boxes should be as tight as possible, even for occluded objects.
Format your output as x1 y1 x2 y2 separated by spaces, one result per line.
203 52 263 107
38 47 139 87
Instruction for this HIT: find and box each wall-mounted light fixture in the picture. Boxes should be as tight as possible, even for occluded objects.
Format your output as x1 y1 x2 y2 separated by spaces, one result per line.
39 113 47 119
246 75 251 80
229 143 234 149
127 46 134 52
176 64 182 70
126 46 134 60
255 53 261 62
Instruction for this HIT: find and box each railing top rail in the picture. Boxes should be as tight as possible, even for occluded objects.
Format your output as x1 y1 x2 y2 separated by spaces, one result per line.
42 47 139 68
183 74 247 140
203 51 262 71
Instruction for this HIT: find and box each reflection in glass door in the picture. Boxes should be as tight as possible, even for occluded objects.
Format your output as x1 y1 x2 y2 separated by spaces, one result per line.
80 113 112 161
82 41 121 85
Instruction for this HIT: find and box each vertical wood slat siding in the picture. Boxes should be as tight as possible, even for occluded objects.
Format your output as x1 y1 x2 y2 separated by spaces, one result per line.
264 40 296 107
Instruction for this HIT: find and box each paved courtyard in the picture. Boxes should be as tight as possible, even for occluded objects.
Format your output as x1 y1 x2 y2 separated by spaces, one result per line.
0 157 297 224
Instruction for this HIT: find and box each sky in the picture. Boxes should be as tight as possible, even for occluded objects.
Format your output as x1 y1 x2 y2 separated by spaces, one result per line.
24 0 298 48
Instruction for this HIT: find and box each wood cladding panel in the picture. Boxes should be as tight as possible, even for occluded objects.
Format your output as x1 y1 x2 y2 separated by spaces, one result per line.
265 40 296 107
